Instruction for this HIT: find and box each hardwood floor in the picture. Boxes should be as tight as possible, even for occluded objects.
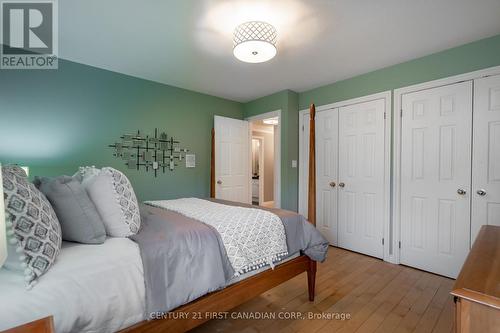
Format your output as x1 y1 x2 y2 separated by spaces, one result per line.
190 247 455 333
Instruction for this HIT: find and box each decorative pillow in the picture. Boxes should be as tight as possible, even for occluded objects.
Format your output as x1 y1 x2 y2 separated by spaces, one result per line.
85 167 140 237
5 165 28 178
2 165 62 288
34 176 106 244
73 166 101 186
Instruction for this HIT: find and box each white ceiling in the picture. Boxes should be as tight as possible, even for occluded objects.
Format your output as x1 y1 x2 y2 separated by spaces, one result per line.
59 0 500 102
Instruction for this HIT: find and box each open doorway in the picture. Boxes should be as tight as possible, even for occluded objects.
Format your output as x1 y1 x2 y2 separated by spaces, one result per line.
213 112 280 206
249 115 279 208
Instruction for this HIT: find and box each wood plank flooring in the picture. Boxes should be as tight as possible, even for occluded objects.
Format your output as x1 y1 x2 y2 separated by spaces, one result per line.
190 247 455 333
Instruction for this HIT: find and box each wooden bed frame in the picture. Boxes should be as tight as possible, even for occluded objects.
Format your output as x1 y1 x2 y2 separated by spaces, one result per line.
123 105 318 333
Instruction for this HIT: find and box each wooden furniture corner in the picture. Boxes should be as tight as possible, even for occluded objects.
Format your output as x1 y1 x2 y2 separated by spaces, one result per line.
451 225 500 333
2 316 54 333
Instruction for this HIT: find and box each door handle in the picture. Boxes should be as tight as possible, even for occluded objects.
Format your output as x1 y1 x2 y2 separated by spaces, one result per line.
329 181 336 188
457 189 466 195
476 189 486 196
217 180 222 185
338 182 345 188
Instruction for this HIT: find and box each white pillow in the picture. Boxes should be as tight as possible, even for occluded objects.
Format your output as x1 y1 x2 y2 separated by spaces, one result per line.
85 167 141 237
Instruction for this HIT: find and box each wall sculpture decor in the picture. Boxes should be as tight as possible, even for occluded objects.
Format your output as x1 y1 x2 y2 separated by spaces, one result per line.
108 128 190 177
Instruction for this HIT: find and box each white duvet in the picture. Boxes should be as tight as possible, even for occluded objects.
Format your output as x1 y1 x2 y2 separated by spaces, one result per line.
0 238 146 333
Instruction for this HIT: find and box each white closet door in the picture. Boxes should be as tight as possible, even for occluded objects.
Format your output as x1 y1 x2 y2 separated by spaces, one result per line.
400 81 472 278
316 108 338 245
471 74 500 242
214 116 250 203
338 99 385 258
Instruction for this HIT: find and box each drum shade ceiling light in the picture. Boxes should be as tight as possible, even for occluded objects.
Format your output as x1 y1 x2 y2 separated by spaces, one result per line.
233 21 277 63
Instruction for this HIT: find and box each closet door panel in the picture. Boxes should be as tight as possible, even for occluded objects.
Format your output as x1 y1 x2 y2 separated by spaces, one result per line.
316 108 338 245
338 99 385 258
400 81 472 278
472 74 500 242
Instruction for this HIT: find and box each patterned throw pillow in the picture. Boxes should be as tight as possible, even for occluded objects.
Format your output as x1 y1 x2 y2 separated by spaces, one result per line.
84 167 141 237
2 165 62 288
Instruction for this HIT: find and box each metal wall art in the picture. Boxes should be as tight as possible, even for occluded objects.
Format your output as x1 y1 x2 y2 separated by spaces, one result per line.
109 128 189 177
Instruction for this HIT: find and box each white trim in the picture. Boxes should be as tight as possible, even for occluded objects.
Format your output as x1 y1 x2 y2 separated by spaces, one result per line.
247 124 252 204
251 135 265 205
300 91 395 114
246 110 281 208
394 65 500 97
392 65 500 266
382 94 393 264
252 127 274 134
298 91 392 263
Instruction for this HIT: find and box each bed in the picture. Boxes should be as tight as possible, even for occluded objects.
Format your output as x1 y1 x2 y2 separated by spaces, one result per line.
0 238 145 332
0 105 321 333
0 203 325 333
0 198 325 333
0 236 314 333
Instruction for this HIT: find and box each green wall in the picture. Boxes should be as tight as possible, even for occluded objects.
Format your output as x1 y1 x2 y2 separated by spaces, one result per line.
299 34 500 109
243 34 500 212
243 90 299 211
2 34 499 212
0 59 243 201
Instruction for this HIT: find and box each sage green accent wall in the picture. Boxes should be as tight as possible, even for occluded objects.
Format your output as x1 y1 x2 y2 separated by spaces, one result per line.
300 34 500 109
0 59 243 201
243 90 299 211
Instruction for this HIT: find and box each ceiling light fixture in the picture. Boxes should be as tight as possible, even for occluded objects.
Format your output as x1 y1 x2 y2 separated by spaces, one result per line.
233 21 277 63
263 117 279 125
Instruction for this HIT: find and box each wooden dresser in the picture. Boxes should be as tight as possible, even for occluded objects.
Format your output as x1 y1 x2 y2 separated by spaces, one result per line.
451 225 500 333
1 317 54 333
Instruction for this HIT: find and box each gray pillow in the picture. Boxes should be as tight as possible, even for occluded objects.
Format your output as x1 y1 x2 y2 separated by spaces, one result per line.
34 176 106 244
84 167 141 237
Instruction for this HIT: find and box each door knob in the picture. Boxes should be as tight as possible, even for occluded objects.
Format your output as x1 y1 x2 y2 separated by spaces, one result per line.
329 181 336 188
217 180 222 185
476 189 487 196
457 189 466 195
338 182 345 188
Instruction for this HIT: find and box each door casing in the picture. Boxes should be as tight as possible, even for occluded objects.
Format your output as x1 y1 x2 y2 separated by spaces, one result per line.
471 74 500 243
214 115 251 203
399 81 473 278
393 65 500 265
246 110 282 209
299 91 392 261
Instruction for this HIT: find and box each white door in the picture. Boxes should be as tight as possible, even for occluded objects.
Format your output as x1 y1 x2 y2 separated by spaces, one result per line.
471 74 500 242
400 81 472 278
338 99 386 258
316 108 339 245
214 116 250 203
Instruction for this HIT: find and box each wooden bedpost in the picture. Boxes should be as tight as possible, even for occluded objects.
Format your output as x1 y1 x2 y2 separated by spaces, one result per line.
307 103 317 302
307 258 317 302
210 128 215 198
307 104 316 226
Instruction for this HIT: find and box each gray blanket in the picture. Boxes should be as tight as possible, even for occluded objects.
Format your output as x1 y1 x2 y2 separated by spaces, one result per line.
131 199 328 317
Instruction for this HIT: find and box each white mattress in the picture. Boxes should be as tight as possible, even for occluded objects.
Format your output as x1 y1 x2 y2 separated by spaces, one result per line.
0 238 297 333
0 238 146 333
